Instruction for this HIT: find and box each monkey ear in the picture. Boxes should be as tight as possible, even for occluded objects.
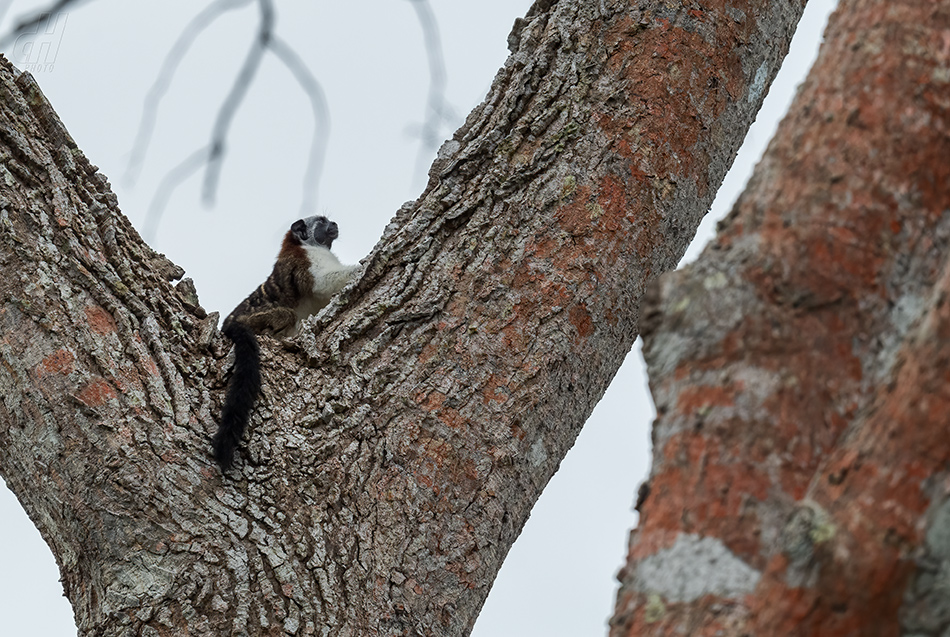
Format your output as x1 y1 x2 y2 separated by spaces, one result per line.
290 220 307 241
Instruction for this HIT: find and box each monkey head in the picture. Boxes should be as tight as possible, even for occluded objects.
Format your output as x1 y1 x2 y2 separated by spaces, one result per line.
290 215 339 249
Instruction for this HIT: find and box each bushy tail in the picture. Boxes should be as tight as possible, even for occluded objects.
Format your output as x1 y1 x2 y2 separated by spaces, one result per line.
213 322 261 471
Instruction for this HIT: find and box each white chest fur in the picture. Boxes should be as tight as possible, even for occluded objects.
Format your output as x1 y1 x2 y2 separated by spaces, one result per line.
295 245 358 322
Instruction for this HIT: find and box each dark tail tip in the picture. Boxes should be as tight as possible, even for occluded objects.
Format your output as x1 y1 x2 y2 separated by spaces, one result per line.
214 322 261 472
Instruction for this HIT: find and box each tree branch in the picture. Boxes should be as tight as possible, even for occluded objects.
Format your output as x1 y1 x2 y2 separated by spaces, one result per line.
201 0 273 207
612 0 950 633
142 145 211 244
0 0 88 50
129 0 329 238
404 0 454 187
0 0 811 633
266 35 331 218
124 0 254 186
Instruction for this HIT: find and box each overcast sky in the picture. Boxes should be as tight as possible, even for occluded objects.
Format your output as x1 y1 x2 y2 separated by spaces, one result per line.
0 1 838 634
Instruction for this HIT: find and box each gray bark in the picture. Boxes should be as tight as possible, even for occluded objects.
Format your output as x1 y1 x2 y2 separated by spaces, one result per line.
0 0 807 634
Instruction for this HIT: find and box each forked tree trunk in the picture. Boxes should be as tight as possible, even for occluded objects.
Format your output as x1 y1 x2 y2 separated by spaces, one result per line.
1 1 808 635
611 0 950 635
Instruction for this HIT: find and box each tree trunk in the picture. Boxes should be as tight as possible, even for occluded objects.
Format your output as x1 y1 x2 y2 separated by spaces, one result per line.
0 0 807 634
611 0 950 634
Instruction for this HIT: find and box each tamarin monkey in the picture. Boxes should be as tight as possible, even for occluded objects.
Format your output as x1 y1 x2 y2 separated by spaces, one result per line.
213 215 359 472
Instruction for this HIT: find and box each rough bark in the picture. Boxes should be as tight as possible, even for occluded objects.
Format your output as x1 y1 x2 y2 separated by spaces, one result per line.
611 0 950 634
0 0 808 635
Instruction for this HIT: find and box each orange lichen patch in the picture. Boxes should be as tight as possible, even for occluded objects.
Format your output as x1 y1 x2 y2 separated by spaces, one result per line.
76 377 117 408
835 462 925 548
497 319 530 356
437 407 466 430
636 433 768 564
410 435 484 512
36 348 74 377
418 390 446 411
508 422 527 441
481 375 510 405
801 223 887 295
509 261 535 290
500 176 638 347
569 303 594 339
113 366 147 401
615 0 950 633
624 527 680 563
85 305 117 335
142 352 160 377
560 175 633 238
743 280 950 635
595 174 630 224
748 551 911 636
598 9 745 174
417 340 440 366
521 280 572 317
555 184 596 237
415 472 435 492
416 390 466 430
610 590 747 637
414 441 446 493
675 384 736 413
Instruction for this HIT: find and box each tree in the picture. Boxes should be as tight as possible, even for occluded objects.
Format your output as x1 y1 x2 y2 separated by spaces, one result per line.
610 0 950 634
4 0 937 635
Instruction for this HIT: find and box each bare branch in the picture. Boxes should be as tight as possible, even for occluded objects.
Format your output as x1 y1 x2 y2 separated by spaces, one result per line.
266 36 331 218
201 0 274 207
143 145 211 244
138 0 329 238
0 0 87 50
404 0 455 185
124 0 254 186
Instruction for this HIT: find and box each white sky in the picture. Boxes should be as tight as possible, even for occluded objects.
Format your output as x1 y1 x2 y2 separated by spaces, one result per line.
0 1 838 634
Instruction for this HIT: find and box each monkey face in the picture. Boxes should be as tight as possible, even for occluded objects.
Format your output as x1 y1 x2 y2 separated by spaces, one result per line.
291 215 339 249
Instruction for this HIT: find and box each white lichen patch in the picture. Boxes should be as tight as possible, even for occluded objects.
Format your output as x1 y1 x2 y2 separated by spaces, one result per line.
103 551 178 613
634 534 761 603
748 61 769 104
702 271 729 290
528 438 548 468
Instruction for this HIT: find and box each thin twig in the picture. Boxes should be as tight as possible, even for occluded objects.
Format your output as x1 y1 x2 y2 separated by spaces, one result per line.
405 0 454 186
202 0 274 207
143 146 211 244
0 0 87 50
124 0 254 186
267 35 331 218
